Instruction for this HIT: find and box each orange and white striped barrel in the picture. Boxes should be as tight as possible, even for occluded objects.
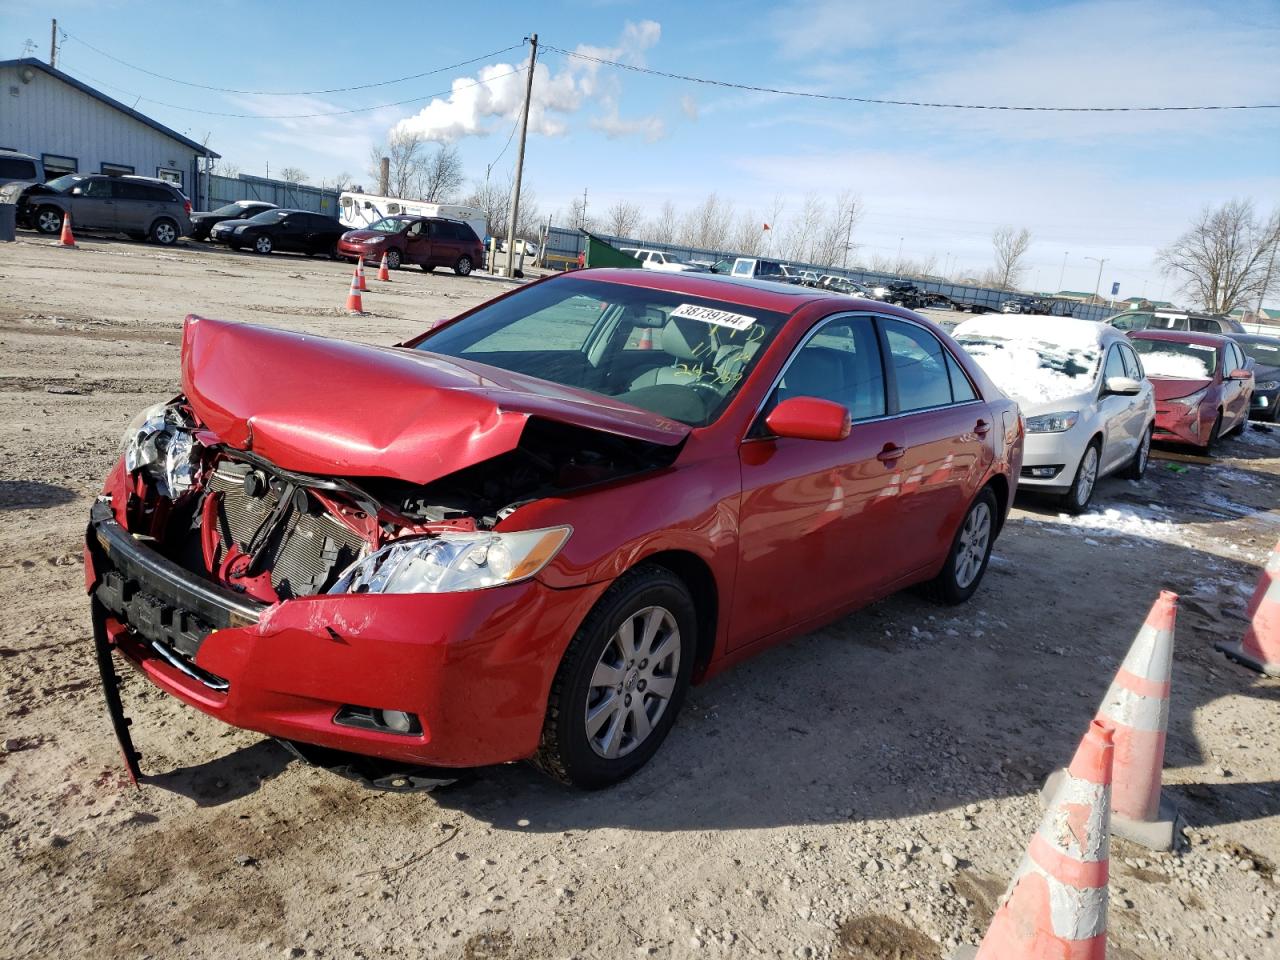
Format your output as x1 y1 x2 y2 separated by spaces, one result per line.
1238 563 1280 676
345 268 365 315
1246 539 1280 619
973 720 1114 960
1095 590 1176 824
356 256 368 291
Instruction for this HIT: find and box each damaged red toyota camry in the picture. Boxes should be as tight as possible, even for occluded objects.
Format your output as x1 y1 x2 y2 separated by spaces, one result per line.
87 269 1023 790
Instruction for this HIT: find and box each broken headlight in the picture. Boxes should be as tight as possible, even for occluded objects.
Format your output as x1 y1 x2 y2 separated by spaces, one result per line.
121 402 201 498
329 527 572 595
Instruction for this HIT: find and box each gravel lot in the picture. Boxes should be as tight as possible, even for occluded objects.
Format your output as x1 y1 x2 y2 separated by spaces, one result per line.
1 235 1278 960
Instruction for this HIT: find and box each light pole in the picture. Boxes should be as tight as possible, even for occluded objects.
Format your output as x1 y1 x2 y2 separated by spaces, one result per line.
1058 251 1068 292
1084 256 1107 305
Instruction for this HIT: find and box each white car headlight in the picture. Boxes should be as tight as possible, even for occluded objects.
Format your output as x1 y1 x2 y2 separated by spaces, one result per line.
1257 380 1278 390
1025 411 1079 433
329 527 572 595
121 402 200 498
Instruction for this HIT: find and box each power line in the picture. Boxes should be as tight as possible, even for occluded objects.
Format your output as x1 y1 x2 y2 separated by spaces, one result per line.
56 59 524 119
542 43 1280 112
60 30 526 97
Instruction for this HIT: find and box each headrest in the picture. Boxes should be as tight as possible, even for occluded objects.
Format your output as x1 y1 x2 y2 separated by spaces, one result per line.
661 317 712 361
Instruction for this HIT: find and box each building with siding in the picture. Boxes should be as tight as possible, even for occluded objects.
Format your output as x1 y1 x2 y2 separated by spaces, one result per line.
0 58 217 201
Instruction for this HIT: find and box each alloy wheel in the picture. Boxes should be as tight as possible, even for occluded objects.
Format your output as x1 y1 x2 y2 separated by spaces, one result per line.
584 605 680 760
954 501 992 590
153 221 177 245
37 208 62 234
386 249 401 269
255 236 272 254
1137 430 1151 473
1075 446 1099 507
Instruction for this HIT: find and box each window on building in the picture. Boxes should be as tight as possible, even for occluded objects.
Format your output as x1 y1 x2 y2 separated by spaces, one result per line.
100 163 135 176
156 167 183 187
42 154 77 181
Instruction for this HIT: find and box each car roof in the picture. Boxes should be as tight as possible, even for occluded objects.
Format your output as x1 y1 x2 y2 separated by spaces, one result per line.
0 148 37 159
1130 329 1231 348
1233 332 1280 344
573 268 853 313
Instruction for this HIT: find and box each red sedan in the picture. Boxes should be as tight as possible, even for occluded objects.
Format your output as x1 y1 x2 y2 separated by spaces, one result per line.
337 215 483 275
87 270 1022 790
1129 330 1253 454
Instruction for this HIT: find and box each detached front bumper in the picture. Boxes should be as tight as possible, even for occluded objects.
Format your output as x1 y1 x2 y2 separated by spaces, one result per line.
86 502 603 772
1153 401 1207 447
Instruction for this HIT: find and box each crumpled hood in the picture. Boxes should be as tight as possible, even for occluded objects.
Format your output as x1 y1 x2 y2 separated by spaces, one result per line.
1151 378 1211 402
180 315 689 484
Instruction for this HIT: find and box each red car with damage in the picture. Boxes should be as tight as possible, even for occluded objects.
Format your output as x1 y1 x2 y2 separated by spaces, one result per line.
1128 330 1253 455
87 270 1023 790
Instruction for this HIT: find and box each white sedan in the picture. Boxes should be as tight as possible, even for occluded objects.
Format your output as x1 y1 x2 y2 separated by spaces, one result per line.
618 248 701 273
954 316 1156 513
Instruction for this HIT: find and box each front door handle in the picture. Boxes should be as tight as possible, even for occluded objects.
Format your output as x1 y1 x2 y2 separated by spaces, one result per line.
877 444 907 463
974 419 991 436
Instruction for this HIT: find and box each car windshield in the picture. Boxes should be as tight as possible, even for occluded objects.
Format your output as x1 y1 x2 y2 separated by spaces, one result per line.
210 203 246 216
248 209 290 223
955 318 1101 404
415 276 790 427
1240 339 1280 366
44 174 83 193
368 217 408 233
1132 339 1218 378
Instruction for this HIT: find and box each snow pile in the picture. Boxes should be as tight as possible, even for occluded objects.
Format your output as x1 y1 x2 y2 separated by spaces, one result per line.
1139 350 1212 379
954 316 1102 405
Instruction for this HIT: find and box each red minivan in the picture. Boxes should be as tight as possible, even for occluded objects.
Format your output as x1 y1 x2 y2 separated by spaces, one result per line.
338 215 483 275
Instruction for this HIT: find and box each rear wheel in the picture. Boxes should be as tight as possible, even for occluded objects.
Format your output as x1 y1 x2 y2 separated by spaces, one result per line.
35 206 63 234
1123 424 1152 480
1061 440 1101 515
532 565 695 789
149 218 179 245
926 487 997 605
453 255 473 276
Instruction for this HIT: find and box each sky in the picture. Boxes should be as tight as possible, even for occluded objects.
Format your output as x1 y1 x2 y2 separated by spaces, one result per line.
3 0 1278 299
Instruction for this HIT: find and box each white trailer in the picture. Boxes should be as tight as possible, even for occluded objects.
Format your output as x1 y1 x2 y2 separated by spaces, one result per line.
338 192 487 242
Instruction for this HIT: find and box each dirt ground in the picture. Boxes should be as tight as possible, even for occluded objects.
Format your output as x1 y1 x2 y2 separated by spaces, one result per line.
1 234 1278 960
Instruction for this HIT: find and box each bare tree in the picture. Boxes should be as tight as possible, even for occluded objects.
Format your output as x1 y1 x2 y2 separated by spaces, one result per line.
680 193 734 249
1158 199 1280 313
277 166 308 184
368 130 425 199
991 226 1032 290
419 145 465 203
729 210 765 256
649 200 679 242
211 159 240 179
319 171 356 193
604 200 644 239
565 191 590 231
463 178 510 238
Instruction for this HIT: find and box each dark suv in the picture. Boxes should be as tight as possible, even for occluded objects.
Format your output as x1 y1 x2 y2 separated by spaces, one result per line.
22 174 192 245
337 215 484 275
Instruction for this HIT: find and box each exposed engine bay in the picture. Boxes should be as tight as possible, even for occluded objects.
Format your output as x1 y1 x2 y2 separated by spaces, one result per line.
121 399 680 604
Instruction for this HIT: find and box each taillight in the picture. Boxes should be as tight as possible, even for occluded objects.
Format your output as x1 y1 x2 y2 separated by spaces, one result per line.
184 200 192 216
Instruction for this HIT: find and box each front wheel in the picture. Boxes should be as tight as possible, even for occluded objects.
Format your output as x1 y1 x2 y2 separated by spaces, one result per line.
35 206 64 234
253 235 273 255
1061 440 1101 515
1123 425 1152 480
1199 410 1222 456
532 565 695 789
453 255 473 276
926 487 997 605
149 218 179 245
385 249 402 270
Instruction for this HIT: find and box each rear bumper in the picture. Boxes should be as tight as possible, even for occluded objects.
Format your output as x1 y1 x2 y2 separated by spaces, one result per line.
86 502 604 768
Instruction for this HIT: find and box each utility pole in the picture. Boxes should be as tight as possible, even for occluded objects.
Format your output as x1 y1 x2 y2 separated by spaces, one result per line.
1084 256 1107 305
503 33 538 277
842 202 855 269
1058 251 1068 292
49 19 58 67
581 187 588 229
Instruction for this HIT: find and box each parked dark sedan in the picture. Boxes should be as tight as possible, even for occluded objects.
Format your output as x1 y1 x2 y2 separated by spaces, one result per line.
189 201 277 241
337 215 484 275
210 208 346 256
1236 332 1280 421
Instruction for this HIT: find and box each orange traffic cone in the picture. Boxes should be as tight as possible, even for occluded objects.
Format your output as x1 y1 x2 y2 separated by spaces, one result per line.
1043 591 1180 850
345 268 365 315
58 211 77 247
954 720 1114 960
377 252 391 281
637 327 654 350
1218 538 1280 676
356 256 368 291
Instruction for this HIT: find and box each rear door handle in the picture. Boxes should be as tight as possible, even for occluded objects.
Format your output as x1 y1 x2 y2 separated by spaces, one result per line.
877 444 907 463
974 419 991 436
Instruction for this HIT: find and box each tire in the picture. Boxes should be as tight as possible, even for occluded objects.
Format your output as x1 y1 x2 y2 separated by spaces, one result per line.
1122 424 1153 480
531 565 696 789
1199 410 1222 456
421 263 435 273
1061 440 1101 515
149 219 179 246
253 234 273 255
926 487 998 605
453 255 473 276
1226 412 1246 437
385 249 402 270
35 205 64 235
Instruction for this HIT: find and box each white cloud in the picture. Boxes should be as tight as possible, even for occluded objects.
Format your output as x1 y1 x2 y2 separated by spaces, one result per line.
390 20 667 144
680 94 699 120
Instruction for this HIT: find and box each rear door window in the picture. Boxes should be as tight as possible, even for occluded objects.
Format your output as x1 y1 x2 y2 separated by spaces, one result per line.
0 157 38 179
882 318 955 412
1119 343 1144 379
1104 346 1127 383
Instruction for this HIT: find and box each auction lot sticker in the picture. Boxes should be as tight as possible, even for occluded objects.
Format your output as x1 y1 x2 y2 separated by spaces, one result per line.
671 303 756 331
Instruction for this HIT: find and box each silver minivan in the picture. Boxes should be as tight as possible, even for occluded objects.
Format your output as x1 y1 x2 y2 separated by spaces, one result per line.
0 149 43 187
27 174 192 245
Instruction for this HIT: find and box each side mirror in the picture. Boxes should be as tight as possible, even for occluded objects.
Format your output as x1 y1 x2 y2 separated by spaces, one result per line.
1229 368 1252 381
765 396 851 442
1105 376 1142 396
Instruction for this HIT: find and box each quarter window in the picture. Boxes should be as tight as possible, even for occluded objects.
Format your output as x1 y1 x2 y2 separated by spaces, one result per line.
775 316 886 421
1119 344 1144 380
945 349 977 402
882 318 955 412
